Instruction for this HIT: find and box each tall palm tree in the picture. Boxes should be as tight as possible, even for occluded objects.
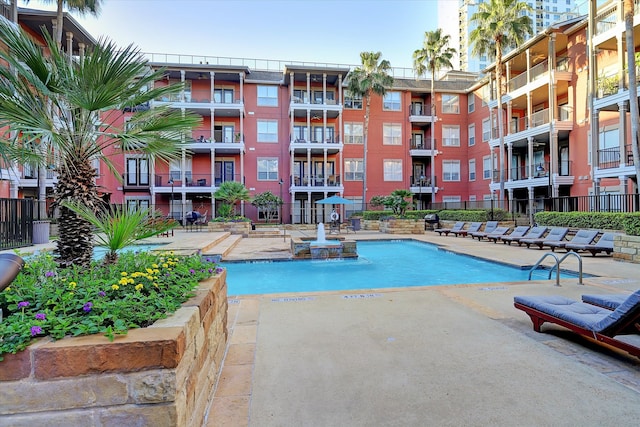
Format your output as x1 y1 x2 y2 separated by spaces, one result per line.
0 19 200 268
347 52 394 210
413 29 456 207
470 0 532 202
624 0 640 187
214 181 251 216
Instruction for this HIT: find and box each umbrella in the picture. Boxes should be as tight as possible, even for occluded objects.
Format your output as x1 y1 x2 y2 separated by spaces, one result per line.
315 195 354 204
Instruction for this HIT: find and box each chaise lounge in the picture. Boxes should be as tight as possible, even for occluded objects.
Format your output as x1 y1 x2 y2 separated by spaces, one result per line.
519 227 569 249
480 226 510 242
491 225 529 244
565 232 618 256
501 226 547 245
546 229 599 252
434 221 465 236
451 221 482 238
581 293 630 310
514 290 640 358
468 221 499 240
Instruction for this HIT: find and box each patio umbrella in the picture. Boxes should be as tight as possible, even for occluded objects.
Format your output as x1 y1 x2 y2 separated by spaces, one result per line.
315 195 354 205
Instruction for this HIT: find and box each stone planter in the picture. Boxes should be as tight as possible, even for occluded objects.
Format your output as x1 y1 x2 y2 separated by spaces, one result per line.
379 219 424 234
613 234 640 264
0 272 229 426
362 219 379 231
207 221 252 235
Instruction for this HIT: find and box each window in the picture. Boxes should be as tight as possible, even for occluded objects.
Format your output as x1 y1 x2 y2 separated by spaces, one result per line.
293 125 308 142
383 92 401 111
257 85 278 106
483 156 492 179
468 124 476 146
169 157 192 182
383 159 403 181
442 125 460 146
469 159 476 181
257 120 278 142
482 118 491 141
442 196 461 203
126 157 149 186
257 158 278 180
383 123 402 145
442 160 460 181
125 197 150 210
344 122 363 144
441 94 459 114
345 159 364 181
214 88 234 103
468 93 475 113
344 90 362 109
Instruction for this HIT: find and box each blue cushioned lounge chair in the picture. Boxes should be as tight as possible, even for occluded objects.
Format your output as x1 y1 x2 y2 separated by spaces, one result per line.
581 293 630 310
490 225 529 244
502 226 547 246
451 221 482 238
434 221 465 236
547 229 599 252
565 232 618 256
519 227 569 249
514 290 640 358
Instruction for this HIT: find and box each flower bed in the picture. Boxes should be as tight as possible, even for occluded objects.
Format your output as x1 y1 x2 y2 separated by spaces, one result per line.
0 271 228 426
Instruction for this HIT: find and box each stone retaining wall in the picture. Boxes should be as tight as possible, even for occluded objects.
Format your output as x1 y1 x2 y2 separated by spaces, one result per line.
379 219 424 234
207 221 252 235
613 234 640 264
0 272 229 426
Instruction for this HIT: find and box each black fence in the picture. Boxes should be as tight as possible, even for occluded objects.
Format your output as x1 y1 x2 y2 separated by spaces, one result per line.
0 198 35 250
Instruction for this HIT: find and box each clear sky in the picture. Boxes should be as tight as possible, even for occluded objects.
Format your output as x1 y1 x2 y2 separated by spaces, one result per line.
22 0 445 70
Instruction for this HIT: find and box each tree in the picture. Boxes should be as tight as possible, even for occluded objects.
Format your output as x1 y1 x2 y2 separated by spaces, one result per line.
347 52 394 210
413 29 456 207
624 0 640 188
381 189 414 216
251 191 282 223
213 181 251 216
470 0 533 201
0 20 200 268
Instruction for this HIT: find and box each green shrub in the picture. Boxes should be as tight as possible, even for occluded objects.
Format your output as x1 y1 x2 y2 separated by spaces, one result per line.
363 210 393 220
435 209 508 222
621 213 640 236
534 211 629 231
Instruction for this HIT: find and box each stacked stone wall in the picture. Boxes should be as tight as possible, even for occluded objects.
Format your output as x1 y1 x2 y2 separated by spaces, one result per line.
0 272 228 426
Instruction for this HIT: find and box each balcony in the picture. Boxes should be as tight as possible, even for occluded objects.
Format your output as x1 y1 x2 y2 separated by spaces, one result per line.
289 137 342 154
291 174 343 190
154 173 241 192
597 145 635 170
408 104 435 123
409 138 436 157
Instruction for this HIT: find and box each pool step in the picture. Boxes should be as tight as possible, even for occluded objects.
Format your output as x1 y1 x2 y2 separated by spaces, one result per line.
202 234 243 258
247 229 282 238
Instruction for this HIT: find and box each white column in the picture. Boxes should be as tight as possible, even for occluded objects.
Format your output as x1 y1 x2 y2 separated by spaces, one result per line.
507 141 513 181
210 72 215 103
180 70 186 102
618 101 628 165
78 43 85 60
65 31 73 63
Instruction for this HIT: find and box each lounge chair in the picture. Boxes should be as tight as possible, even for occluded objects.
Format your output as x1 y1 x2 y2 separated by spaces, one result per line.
581 293 630 310
502 226 548 245
480 226 510 242
468 221 499 240
547 229 599 252
565 232 617 256
451 221 482 238
519 227 569 249
491 225 530 244
434 221 465 236
514 290 640 358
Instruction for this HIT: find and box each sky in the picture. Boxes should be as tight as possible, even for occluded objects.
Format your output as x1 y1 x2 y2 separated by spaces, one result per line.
22 0 446 70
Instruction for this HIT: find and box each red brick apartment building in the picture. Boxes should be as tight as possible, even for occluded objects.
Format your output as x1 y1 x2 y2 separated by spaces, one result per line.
2 1 638 224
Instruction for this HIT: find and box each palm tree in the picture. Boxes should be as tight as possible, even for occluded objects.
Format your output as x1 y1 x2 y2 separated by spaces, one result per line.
470 0 532 202
413 29 456 207
624 0 640 187
347 52 394 210
214 181 251 216
0 19 200 268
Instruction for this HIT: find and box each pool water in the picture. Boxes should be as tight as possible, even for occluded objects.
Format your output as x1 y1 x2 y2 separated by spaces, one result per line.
92 244 165 259
222 240 574 296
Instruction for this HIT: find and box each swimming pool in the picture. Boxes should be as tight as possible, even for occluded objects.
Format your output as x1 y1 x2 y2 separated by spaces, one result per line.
92 243 166 259
222 240 574 295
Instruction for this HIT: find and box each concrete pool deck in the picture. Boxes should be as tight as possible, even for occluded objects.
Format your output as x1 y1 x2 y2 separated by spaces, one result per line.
7 229 640 426
205 229 640 426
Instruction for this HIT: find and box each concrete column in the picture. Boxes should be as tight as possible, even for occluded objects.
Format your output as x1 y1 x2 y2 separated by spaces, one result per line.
618 101 628 165
78 43 85 60
527 136 534 179
507 142 513 181
210 72 215 103
180 70 186 102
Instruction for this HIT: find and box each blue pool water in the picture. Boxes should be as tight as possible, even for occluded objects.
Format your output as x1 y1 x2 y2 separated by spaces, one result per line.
92 244 165 259
222 240 572 296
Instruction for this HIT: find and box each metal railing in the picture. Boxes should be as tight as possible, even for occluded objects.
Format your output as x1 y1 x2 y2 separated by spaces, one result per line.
597 144 635 169
0 198 34 250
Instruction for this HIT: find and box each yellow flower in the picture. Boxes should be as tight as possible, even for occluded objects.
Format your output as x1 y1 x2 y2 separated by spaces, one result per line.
152 264 158 269
146 268 153 274
127 278 134 284
153 283 159 288
69 282 77 289
5 287 9 292
121 272 128 276
112 284 119 290
135 283 144 291
153 269 159 274
162 263 168 268
119 278 128 285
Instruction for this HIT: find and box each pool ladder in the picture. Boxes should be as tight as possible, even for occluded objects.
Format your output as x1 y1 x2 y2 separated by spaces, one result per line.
528 251 583 286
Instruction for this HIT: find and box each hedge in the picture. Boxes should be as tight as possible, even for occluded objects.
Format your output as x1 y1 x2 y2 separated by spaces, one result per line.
534 211 639 236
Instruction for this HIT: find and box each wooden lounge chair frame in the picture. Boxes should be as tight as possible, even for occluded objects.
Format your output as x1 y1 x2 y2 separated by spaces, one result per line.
565 232 617 256
452 222 482 238
435 221 465 236
514 291 640 358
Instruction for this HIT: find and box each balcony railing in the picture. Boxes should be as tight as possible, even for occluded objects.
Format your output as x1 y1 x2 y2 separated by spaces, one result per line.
409 138 435 150
410 175 436 187
598 144 635 169
594 6 618 36
292 174 341 187
154 173 241 188
290 136 340 144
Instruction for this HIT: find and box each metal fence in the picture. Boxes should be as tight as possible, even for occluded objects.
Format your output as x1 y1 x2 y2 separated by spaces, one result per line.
0 198 34 250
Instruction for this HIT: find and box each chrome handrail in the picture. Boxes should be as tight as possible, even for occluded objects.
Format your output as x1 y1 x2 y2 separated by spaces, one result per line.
528 251 583 286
